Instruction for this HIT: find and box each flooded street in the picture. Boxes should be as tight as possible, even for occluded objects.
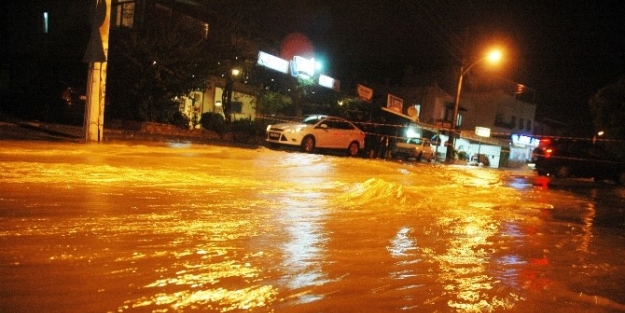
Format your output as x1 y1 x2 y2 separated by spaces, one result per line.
2 140 625 312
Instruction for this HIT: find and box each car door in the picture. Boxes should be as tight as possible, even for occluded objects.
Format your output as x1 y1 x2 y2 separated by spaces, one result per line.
317 118 352 149
310 118 333 148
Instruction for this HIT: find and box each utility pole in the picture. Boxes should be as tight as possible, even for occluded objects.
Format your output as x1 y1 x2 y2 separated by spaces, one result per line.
83 0 111 142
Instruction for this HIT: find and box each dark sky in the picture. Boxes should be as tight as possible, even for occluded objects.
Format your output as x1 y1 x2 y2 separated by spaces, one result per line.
3 0 623 128
263 0 625 125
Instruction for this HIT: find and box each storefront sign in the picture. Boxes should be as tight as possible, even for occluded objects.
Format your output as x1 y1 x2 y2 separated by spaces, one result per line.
257 51 289 74
475 126 491 137
357 84 373 102
387 94 403 113
319 74 340 91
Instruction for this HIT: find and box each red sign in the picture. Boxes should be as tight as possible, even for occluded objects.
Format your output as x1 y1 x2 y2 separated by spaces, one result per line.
387 94 403 113
357 84 373 102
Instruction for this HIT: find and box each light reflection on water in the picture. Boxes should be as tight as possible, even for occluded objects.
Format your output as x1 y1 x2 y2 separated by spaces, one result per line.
434 214 517 311
3 143 625 312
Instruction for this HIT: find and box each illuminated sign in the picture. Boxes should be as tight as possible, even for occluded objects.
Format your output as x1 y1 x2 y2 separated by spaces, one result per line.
475 126 491 137
357 84 373 102
290 56 315 78
257 51 289 74
387 94 403 113
512 134 539 147
319 74 340 91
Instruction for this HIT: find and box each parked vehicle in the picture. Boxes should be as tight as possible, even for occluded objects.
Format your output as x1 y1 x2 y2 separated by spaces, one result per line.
532 139 625 184
391 137 435 162
470 153 490 166
265 115 366 156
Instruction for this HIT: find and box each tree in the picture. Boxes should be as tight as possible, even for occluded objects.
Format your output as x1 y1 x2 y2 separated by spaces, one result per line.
589 76 625 158
106 1 269 126
107 21 216 124
256 91 293 117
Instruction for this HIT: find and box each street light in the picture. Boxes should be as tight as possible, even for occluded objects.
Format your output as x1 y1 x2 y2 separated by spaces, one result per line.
445 49 502 163
223 68 241 123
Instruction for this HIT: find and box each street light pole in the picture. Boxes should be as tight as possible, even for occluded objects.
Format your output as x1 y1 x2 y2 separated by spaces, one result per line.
222 68 240 123
445 50 502 163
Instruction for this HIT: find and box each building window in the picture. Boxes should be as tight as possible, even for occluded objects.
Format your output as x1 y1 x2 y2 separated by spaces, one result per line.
231 101 243 114
519 118 524 130
527 120 532 132
113 1 135 29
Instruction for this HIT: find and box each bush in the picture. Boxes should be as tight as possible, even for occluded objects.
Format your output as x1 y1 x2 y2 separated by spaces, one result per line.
167 111 191 129
457 150 467 160
230 118 265 143
200 112 226 138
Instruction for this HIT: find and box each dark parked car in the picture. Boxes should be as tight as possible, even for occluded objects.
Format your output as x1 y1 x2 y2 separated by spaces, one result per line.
532 139 625 184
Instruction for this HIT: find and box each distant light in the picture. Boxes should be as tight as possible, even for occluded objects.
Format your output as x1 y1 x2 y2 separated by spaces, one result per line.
405 127 420 138
315 60 323 71
43 12 49 33
231 68 240 76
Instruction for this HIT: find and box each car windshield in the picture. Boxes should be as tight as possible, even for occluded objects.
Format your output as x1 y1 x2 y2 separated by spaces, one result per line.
406 138 423 145
301 115 327 125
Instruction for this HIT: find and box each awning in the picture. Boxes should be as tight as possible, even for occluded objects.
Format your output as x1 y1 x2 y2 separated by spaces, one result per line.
380 107 416 122
380 107 442 133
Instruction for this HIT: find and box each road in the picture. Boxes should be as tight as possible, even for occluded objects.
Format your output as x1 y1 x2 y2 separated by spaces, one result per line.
1 138 625 313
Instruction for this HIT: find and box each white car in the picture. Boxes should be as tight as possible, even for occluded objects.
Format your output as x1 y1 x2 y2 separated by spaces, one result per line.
392 137 435 162
266 115 366 156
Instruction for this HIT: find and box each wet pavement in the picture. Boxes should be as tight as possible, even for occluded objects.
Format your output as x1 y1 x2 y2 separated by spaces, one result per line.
1 138 625 312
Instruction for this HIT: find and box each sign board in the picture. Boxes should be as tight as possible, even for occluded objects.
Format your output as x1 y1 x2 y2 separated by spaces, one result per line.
257 51 289 74
357 84 373 102
387 94 403 113
290 56 315 77
319 74 340 91
436 121 452 129
512 134 540 147
475 126 491 137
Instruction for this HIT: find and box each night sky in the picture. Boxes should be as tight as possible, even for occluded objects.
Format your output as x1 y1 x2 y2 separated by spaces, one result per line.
262 0 625 127
2 1 624 129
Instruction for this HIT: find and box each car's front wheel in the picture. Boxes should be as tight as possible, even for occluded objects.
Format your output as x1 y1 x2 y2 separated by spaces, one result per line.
302 136 315 153
426 153 434 162
416 152 423 162
347 141 360 157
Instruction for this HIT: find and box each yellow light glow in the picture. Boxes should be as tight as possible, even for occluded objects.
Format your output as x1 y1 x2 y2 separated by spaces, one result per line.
231 68 241 76
487 50 502 63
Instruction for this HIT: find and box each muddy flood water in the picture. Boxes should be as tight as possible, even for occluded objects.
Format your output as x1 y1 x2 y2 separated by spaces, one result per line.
2 140 625 312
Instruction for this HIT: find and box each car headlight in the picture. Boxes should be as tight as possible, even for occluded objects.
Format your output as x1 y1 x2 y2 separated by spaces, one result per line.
266 125 272 132
286 127 303 134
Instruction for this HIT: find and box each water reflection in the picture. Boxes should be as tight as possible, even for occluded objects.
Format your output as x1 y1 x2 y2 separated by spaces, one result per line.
280 200 329 304
387 226 419 280
434 214 518 311
277 159 332 304
113 212 281 312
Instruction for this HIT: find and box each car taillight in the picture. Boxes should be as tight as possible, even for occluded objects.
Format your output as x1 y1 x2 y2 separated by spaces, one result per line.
545 148 553 158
